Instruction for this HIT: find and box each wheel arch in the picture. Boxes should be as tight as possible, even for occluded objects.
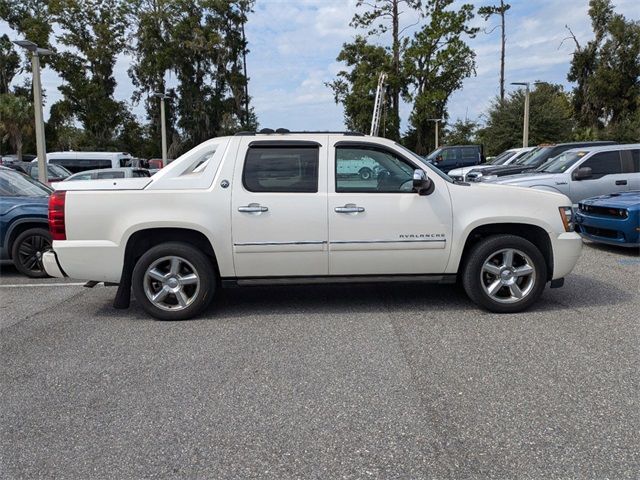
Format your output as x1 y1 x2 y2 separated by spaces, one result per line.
5 218 50 259
455 223 554 281
122 227 221 283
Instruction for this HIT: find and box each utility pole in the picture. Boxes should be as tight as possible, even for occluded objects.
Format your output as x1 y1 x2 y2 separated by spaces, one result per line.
152 92 170 167
428 118 444 150
13 40 53 183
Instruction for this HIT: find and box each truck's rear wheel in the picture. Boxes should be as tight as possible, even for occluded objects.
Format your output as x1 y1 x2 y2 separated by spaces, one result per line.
12 227 52 278
132 242 215 320
462 235 547 313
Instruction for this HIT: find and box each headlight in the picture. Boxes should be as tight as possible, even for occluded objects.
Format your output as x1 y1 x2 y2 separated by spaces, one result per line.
559 206 574 232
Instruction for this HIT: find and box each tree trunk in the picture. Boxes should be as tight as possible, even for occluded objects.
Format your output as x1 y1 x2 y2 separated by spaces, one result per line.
16 133 23 161
391 0 399 138
499 1 506 102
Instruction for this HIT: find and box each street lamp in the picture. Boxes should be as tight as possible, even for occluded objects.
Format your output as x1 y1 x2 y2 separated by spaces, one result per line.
152 92 170 167
13 39 53 183
510 81 544 148
427 118 444 149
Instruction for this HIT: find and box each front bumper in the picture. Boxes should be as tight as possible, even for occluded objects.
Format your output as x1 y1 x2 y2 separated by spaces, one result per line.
575 210 640 247
42 250 66 278
550 231 583 280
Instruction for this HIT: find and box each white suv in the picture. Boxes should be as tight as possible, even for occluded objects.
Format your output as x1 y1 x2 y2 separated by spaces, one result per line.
43 132 582 320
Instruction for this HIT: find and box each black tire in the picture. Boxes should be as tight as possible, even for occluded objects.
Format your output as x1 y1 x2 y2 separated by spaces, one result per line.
11 227 52 278
462 235 547 313
359 167 372 180
131 242 216 320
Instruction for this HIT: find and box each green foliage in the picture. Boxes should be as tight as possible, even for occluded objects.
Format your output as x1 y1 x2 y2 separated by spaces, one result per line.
0 35 20 94
343 0 424 139
127 0 256 155
567 0 640 136
326 37 393 135
403 1 478 154
478 83 574 155
442 119 478 145
0 93 33 160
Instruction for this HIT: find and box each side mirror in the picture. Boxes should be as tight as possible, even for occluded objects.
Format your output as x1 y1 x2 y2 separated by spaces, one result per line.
413 169 434 196
573 166 592 181
435 155 443 163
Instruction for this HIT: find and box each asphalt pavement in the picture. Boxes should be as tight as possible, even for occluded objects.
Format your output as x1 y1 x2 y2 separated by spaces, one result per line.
1 243 639 479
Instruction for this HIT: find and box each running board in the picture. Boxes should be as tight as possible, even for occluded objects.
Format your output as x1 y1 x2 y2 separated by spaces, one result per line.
222 274 457 288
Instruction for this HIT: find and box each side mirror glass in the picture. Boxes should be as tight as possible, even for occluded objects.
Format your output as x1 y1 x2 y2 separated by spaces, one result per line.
413 169 434 196
573 166 592 180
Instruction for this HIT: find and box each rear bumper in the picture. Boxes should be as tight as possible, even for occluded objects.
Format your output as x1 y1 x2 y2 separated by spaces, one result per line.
550 231 583 279
42 251 66 278
51 240 124 282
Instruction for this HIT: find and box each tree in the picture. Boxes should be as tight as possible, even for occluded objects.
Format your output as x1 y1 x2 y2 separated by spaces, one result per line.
348 0 423 139
327 37 393 135
477 83 574 155
478 1 510 102
403 1 478 154
0 35 21 95
442 119 478 145
0 93 33 160
48 0 131 148
566 0 640 135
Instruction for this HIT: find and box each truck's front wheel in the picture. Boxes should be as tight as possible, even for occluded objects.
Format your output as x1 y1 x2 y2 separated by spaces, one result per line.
462 235 547 313
132 242 216 320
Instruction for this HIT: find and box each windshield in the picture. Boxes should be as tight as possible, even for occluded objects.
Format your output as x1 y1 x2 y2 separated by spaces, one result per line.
0 169 52 196
489 150 515 165
31 164 72 180
521 146 555 166
395 143 454 183
536 151 587 173
425 147 444 161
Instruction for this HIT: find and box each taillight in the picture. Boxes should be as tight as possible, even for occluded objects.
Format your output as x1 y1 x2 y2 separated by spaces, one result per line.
49 191 66 240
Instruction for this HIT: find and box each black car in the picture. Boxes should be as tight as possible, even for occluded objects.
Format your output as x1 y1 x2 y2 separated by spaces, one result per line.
424 145 485 174
466 141 617 181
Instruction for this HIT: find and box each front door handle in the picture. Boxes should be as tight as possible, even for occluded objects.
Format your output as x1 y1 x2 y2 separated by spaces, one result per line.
335 204 365 214
615 180 627 186
238 203 268 213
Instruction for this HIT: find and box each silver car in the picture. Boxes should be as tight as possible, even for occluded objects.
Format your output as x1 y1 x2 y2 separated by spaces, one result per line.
493 144 640 205
64 167 151 181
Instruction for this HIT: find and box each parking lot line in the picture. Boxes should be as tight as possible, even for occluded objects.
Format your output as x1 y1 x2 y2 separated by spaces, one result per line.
0 282 87 288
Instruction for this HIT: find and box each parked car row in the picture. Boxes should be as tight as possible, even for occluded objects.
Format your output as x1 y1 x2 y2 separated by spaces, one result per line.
439 141 640 248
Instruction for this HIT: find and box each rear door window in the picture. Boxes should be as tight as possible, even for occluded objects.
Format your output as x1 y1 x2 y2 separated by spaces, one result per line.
243 147 319 193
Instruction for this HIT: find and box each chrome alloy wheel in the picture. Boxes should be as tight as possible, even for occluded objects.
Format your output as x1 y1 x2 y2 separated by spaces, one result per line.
480 248 536 304
143 256 201 311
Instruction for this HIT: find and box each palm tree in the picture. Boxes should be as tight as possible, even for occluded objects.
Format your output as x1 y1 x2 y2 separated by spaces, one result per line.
0 93 33 161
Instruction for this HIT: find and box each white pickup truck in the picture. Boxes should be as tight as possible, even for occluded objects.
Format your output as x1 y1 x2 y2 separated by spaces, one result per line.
43 132 582 320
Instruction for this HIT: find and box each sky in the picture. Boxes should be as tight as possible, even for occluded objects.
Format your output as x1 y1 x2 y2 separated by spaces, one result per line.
2 0 639 134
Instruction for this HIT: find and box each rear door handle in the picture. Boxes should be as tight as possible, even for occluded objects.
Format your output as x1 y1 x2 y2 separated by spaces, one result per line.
238 203 268 213
335 204 365 214
615 180 627 185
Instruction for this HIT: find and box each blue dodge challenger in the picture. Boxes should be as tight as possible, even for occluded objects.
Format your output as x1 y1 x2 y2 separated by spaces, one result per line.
575 191 640 248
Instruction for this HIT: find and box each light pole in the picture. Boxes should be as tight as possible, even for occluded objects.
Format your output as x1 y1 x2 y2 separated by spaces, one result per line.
510 82 530 148
510 81 544 148
13 40 53 183
152 92 170 167
428 118 444 150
